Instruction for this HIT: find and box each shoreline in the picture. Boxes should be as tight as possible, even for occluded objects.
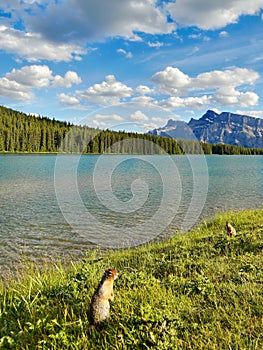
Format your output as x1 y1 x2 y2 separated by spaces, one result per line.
1 151 263 156
1 208 263 348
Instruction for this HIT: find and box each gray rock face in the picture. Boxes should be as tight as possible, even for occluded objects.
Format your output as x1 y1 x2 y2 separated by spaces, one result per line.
149 110 263 148
148 119 196 140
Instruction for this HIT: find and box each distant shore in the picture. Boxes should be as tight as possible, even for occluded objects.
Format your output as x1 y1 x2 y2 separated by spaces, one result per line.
1 150 263 156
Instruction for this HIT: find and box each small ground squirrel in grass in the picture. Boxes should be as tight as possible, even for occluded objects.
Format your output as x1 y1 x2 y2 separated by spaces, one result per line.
90 269 118 325
226 222 237 237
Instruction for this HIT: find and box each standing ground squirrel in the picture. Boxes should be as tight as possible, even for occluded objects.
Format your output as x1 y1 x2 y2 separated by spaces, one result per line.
89 269 118 325
226 222 237 237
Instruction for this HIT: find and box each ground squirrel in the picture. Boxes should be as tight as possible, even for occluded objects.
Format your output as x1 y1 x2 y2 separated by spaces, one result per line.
89 269 118 325
226 222 237 237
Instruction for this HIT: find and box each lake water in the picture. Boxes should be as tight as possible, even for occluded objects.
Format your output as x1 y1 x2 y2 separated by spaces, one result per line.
1 154 263 273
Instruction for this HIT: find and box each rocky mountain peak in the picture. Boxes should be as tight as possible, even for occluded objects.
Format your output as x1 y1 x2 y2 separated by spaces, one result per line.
148 110 263 148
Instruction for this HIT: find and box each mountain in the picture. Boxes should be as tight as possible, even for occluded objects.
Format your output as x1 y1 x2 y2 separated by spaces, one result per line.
148 110 263 148
148 119 195 140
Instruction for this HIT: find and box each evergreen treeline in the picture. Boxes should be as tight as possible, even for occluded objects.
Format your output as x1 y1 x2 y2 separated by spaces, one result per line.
1 105 263 155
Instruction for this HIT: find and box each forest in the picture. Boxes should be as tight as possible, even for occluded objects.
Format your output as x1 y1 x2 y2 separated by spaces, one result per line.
1 105 263 155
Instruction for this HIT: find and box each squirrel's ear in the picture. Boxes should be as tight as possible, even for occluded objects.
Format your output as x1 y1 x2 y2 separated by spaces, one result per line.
104 269 113 277
104 269 118 278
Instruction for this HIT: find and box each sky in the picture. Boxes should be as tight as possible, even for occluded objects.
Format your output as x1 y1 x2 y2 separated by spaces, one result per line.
1 0 263 132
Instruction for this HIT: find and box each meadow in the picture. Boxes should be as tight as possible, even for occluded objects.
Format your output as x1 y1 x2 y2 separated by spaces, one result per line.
0 208 263 349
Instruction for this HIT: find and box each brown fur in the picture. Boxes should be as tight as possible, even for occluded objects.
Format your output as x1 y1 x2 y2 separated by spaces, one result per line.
90 269 118 325
226 222 237 237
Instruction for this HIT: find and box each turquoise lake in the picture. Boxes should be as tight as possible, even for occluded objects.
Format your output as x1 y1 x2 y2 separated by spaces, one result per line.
1 154 263 273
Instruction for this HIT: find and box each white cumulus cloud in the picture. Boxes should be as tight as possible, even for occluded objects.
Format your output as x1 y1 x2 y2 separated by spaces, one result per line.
6 65 53 88
53 71 82 88
194 68 259 89
166 0 263 30
0 25 86 62
0 65 82 101
0 77 34 100
130 110 149 122
20 0 175 44
159 95 212 110
131 96 155 105
151 67 191 94
0 65 54 100
58 93 80 106
77 75 133 105
151 66 260 110
214 88 259 107
136 85 154 95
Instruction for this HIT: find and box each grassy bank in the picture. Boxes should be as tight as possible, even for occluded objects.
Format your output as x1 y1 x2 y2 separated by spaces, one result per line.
1 209 263 349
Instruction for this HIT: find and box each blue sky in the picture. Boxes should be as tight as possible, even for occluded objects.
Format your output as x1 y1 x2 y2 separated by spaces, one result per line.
0 0 263 132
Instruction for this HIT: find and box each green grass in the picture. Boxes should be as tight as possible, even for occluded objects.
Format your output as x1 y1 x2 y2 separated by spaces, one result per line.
1 208 263 349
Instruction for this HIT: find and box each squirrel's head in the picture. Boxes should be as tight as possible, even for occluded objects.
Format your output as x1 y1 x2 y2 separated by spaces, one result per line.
103 269 118 281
